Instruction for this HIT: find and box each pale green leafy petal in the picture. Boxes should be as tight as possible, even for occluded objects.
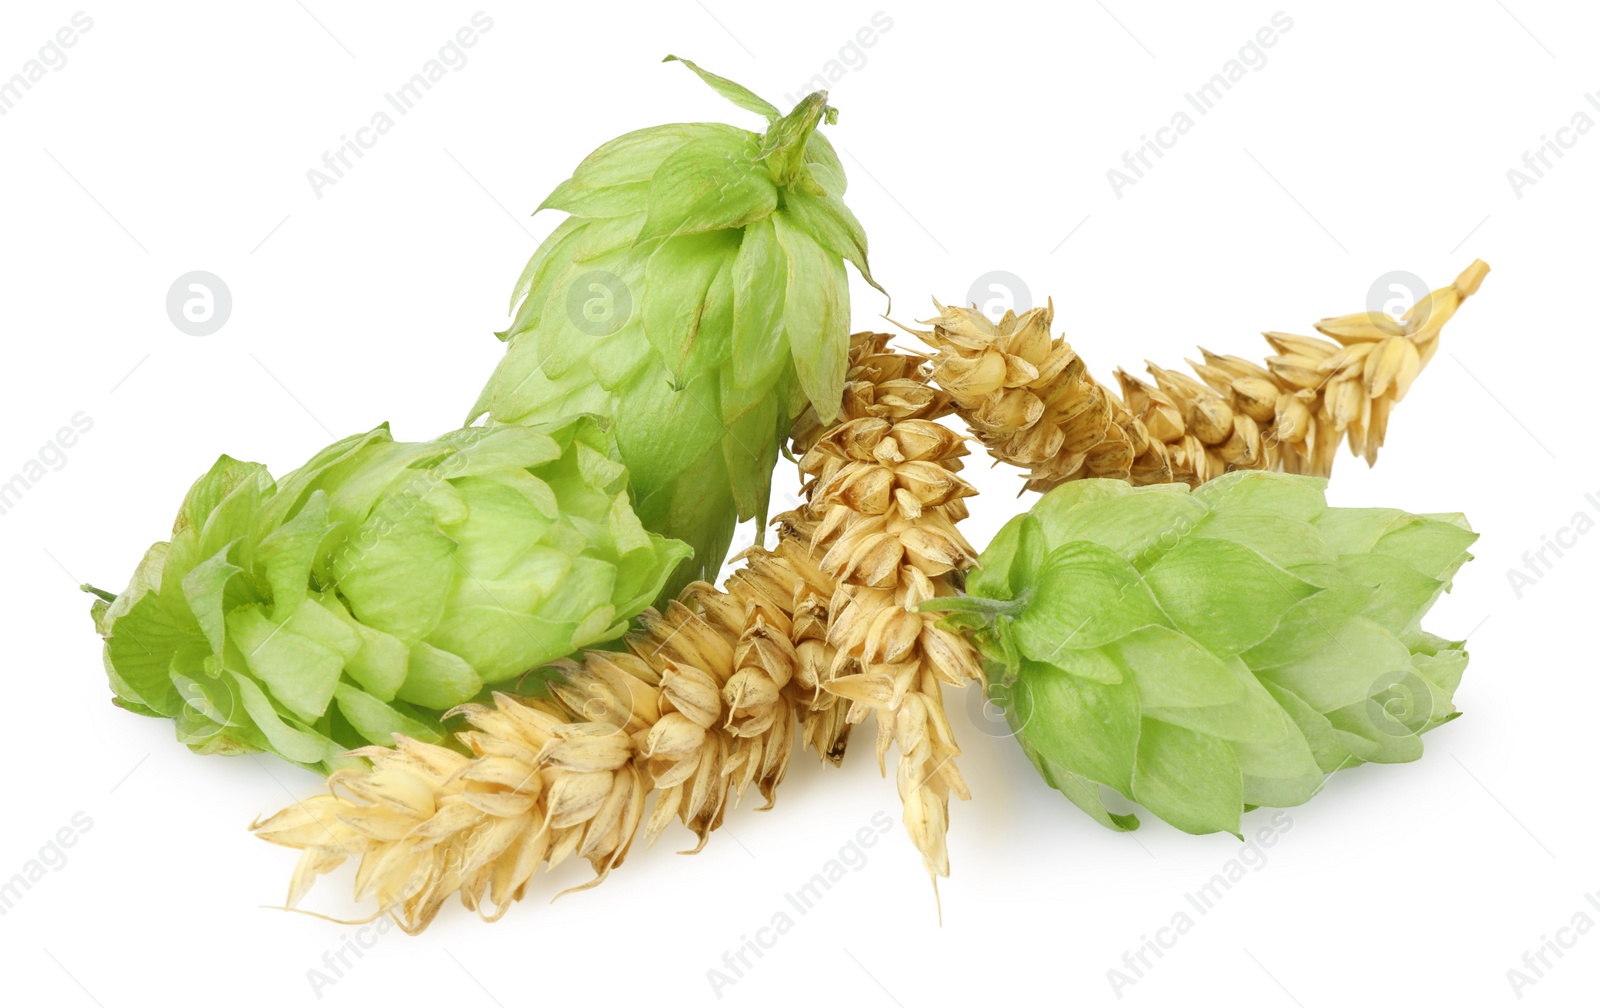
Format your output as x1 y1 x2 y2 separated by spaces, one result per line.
773 213 849 423
1311 506 1404 555
1410 641 1469 698
1145 671 1298 747
663 55 780 121
440 424 563 476
614 370 728 492
1029 479 1146 540
181 549 242 655
974 471 1473 836
331 498 457 642
94 540 167 635
642 230 740 378
571 213 647 263
398 641 483 709
779 191 884 295
1194 512 1335 570
1322 696 1426 765
1132 719 1243 836
804 132 847 195
1340 553 1448 634
1016 658 1140 792
1237 582 1370 668
1051 646 1125 685
1113 626 1248 710
319 593 409 701
1026 756 1142 831
538 178 651 219
229 671 338 766
1192 470 1328 521
334 681 442 746
95 416 688 770
1143 537 1320 655
729 217 788 389
1373 512 1478 581
1013 541 1169 655
172 455 267 540
504 218 585 322
256 491 330 615
966 514 1047 602
565 122 743 189
227 604 344 723
1233 715 1325 809
1032 488 1207 566
1254 616 1412 712
101 583 193 717
261 426 391 531
719 399 782 519
639 135 776 240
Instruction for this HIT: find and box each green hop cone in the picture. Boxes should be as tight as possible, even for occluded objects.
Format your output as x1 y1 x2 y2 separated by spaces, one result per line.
938 471 1476 836
469 56 883 599
89 418 690 774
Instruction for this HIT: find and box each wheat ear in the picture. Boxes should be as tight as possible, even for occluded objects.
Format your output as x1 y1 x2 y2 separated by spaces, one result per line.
913 261 1489 489
251 336 985 929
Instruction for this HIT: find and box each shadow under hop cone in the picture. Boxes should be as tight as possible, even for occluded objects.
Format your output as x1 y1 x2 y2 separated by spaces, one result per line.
935 471 1477 836
88 417 689 774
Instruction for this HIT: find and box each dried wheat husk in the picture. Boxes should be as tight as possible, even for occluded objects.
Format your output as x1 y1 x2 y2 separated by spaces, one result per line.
252 336 987 928
912 260 1490 490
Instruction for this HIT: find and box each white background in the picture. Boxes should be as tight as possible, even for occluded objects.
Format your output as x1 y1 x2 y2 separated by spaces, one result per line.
1 1 1594 1005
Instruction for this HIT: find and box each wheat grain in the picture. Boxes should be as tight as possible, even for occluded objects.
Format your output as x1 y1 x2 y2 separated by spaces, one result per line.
252 336 987 927
913 260 1490 489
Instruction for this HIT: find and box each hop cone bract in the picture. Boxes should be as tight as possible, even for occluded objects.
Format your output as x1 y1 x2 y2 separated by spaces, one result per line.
948 471 1476 835
469 57 881 599
91 418 689 773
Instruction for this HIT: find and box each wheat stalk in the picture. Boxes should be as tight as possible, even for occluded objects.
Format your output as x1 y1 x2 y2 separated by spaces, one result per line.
783 335 984 882
913 261 1489 490
251 335 985 929
250 593 799 932
254 262 1487 928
